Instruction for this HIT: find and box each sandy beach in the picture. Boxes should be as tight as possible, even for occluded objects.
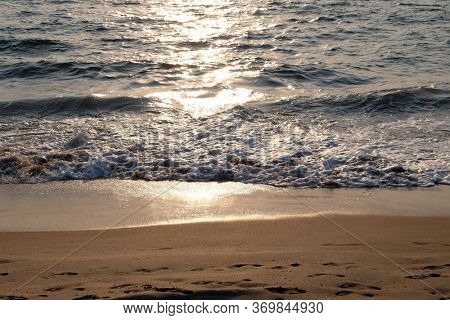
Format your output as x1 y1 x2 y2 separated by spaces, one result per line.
0 182 449 300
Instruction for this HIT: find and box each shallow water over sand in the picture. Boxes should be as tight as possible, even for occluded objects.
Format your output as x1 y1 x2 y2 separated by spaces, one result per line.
0 181 449 231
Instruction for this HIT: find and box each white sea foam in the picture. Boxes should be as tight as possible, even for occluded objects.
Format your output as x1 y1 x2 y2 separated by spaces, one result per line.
0 93 448 187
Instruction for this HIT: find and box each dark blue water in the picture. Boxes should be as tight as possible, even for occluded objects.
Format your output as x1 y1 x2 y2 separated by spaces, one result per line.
0 0 449 187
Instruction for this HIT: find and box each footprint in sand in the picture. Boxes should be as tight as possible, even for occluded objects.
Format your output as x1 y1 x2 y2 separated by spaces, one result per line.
338 282 381 291
413 241 430 246
45 286 64 292
406 273 441 280
110 283 154 293
362 293 375 297
265 287 306 295
120 284 155 294
368 286 382 290
191 280 213 285
323 262 344 266
335 282 380 298
190 267 205 271
335 290 353 296
192 280 236 288
338 282 358 289
266 262 302 270
228 264 263 269
136 267 169 273
53 272 78 276
110 283 134 289
323 262 356 270
73 295 99 300
423 264 450 271
213 281 236 287
192 279 262 289
0 295 27 300
308 273 346 278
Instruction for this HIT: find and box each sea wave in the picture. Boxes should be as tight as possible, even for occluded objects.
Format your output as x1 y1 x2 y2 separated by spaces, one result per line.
0 87 447 117
261 63 374 87
267 87 450 115
0 38 73 53
0 59 186 80
0 96 157 116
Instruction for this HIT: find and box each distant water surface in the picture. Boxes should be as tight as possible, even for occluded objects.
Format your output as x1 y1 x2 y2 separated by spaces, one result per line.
0 0 449 187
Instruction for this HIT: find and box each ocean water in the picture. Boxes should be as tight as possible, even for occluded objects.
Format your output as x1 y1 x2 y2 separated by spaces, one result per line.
0 0 448 187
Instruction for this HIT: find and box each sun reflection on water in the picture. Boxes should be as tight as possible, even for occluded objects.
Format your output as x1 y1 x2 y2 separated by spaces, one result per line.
149 88 262 117
162 182 265 205
147 1 262 117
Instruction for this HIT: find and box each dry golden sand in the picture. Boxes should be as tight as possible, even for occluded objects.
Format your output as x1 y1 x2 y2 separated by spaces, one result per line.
0 183 449 300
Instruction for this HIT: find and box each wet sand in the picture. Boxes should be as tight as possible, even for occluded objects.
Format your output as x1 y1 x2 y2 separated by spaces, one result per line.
0 182 449 300
1 181 449 231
